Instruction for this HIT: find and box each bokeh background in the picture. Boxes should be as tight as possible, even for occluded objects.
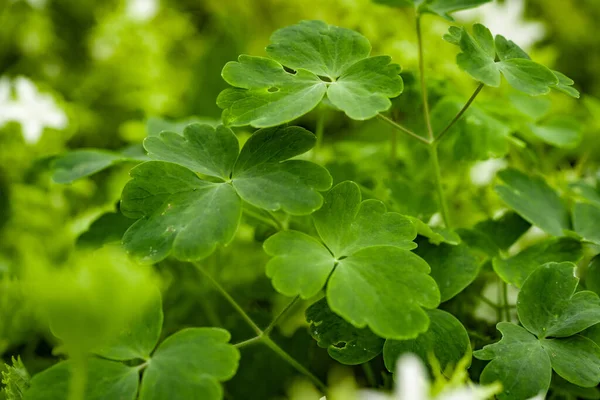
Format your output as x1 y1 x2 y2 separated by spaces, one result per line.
1 0 599 398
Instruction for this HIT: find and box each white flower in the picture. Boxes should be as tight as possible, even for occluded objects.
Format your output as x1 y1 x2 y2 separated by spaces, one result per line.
356 354 544 400
455 0 545 50
0 77 67 144
469 158 507 187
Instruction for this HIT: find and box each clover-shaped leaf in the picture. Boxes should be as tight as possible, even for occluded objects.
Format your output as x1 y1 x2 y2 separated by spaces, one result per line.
373 0 492 21
121 124 331 263
264 181 440 340
444 24 578 97
306 298 384 365
493 237 583 288
518 263 600 338
495 168 569 237
475 263 600 399
383 309 471 374
218 21 403 127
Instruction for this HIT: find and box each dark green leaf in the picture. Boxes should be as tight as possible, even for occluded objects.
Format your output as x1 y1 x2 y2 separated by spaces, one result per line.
495 168 569 236
573 203 600 245
77 212 135 248
518 263 600 338
306 298 384 365
139 328 239 400
383 309 471 374
540 336 600 387
493 237 583 288
52 150 141 184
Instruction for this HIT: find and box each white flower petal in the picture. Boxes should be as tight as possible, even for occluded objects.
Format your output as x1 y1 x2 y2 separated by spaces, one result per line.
395 355 429 400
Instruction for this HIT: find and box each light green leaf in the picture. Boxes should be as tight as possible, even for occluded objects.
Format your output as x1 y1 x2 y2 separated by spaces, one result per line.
313 181 416 257
573 203 600 245
218 56 327 127
264 231 335 298
2 357 29 400
146 116 216 137
585 257 600 296
306 298 384 365
474 323 552 400
518 263 600 338
94 291 163 361
493 237 583 288
529 116 583 149
139 328 239 400
121 162 242 263
410 216 461 245
445 24 560 95
373 0 492 20
541 336 600 388
24 358 139 400
264 181 439 339
495 168 569 236
415 239 481 302
51 149 142 184
219 21 403 126
552 70 580 98
383 309 471 374
144 124 239 180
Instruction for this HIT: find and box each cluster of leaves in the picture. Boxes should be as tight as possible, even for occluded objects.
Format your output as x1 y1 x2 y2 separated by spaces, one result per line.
3 1 600 400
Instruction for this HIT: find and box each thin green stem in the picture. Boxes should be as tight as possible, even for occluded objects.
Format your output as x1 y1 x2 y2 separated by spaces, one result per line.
416 15 434 141
264 296 300 336
362 362 377 388
267 210 287 230
377 114 430 145
434 83 484 143
67 356 87 400
476 294 501 310
243 208 283 231
502 282 511 322
235 336 262 349
314 112 326 160
196 264 263 336
262 336 328 393
429 144 451 228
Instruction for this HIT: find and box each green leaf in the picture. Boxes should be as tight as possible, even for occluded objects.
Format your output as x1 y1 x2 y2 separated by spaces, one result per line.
121 124 330 262
51 149 143 184
493 237 583 288
414 239 481 302
551 374 600 400
529 116 583 149
218 56 327 127
540 336 600 387
495 168 569 237
2 357 29 400
139 328 240 400
518 263 600 338
585 257 600 296
383 309 471 374
573 203 600 245
410 217 461 245
305 298 384 365
219 21 403 126
313 181 416 256
474 323 552 400
552 70 581 98
121 162 242 263
24 358 139 400
264 181 439 339
144 124 239 180
77 212 135 248
146 116 216 137
94 291 163 361
373 0 492 20
445 24 559 95
231 126 332 214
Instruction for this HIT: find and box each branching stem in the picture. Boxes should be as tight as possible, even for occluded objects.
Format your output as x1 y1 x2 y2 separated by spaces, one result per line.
377 114 430 145
434 83 484 143
197 265 327 393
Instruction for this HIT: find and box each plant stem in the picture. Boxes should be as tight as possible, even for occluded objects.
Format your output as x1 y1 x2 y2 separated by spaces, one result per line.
314 111 326 161
502 281 511 322
377 114 430 145
243 208 283 231
429 144 451 228
235 336 262 349
197 265 327 393
434 83 484 143
416 15 434 141
68 356 87 400
362 361 377 388
196 264 263 336
262 336 328 393
264 296 300 336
